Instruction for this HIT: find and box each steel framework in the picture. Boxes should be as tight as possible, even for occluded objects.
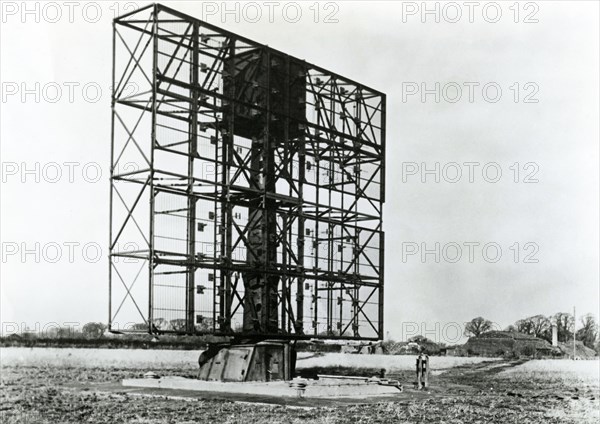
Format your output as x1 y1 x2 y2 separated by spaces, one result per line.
109 3 386 340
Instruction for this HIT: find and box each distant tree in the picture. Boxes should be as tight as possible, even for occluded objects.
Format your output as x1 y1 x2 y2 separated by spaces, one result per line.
130 322 149 332
82 322 107 339
515 315 551 341
43 325 61 338
169 319 187 332
505 325 517 332
408 335 433 344
515 318 532 335
530 315 551 340
56 325 81 338
152 318 167 332
464 317 493 337
406 335 440 355
519 344 537 357
317 329 340 337
576 314 599 349
195 317 214 332
553 312 575 343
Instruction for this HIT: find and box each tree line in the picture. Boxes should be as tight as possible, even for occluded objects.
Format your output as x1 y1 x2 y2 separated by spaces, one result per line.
464 313 599 350
3 317 216 340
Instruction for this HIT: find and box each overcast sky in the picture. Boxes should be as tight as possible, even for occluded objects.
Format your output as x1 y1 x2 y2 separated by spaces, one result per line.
1 1 598 343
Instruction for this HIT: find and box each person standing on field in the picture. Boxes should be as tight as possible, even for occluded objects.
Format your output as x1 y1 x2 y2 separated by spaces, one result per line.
416 350 430 389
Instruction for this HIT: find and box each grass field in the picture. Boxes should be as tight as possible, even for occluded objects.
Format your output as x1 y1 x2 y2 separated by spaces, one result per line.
297 352 498 370
1 347 496 370
1 347 598 423
500 359 600 379
1 347 200 369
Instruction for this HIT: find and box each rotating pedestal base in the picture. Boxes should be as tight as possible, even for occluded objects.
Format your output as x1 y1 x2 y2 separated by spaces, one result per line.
197 340 294 382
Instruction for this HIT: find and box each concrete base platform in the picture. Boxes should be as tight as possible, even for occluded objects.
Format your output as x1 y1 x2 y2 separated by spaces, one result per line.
122 376 402 398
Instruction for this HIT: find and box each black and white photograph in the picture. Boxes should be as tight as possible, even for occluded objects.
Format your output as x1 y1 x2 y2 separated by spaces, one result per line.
0 1 598 422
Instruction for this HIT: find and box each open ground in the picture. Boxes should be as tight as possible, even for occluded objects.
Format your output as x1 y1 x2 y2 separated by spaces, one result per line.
1 348 598 423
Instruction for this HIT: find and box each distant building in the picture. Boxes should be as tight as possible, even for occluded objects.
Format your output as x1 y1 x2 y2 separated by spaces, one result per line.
449 331 562 358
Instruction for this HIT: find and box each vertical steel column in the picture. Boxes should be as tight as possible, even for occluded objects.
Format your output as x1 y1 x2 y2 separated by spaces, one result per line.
327 79 335 336
148 4 159 332
262 48 279 334
108 19 116 331
281 56 290 332
314 89 321 336
338 83 345 337
281 213 288 331
223 38 236 332
219 39 228 331
212 40 220 331
336 82 343 337
296 116 305 334
352 90 362 337
378 94 386 339
186 22 199 333
295 61 306 334
242 48 278 334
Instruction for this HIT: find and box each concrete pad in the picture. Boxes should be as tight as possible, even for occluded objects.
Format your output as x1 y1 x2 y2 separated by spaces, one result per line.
122 376 402 398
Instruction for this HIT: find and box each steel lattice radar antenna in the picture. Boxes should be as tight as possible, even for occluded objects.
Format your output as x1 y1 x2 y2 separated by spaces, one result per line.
109 3 386 381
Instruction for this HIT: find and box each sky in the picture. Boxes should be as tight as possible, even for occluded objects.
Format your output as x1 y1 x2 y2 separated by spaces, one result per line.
1 1 598 344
